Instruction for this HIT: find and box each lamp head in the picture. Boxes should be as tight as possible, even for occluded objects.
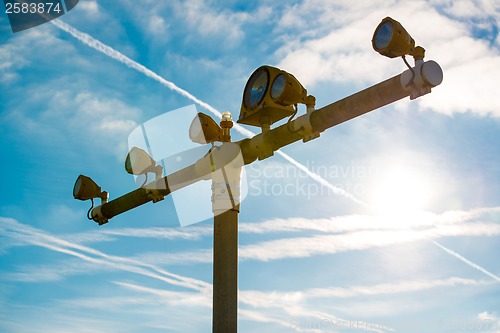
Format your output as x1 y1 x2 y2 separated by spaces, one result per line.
372 17 423 59
125 147 158 175
238 65 309 128
221 111 233 122
189 112 223 144
73 175 105 201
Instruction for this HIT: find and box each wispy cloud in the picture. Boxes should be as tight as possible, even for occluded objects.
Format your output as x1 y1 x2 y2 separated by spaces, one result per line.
115 280 390 333
114 281 211 308
1 213 497 331
0 217 209 291
5 206 499 270
236 277 488 330
241 277 488 304
477 311 500 333
275 0 500 116
61 226 213 244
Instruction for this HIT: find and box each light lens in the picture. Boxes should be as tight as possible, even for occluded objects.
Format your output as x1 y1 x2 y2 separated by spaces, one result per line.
73 175 101 200
189 113 222 144
73 177 83 198
189 115 204 143
374 20 393 51
271 74 286 99
221 111 232 122
125 147 156 175
244 68 269 110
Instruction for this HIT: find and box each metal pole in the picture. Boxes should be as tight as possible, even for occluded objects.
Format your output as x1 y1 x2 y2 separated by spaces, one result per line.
211 161 241 333
213 209 238 333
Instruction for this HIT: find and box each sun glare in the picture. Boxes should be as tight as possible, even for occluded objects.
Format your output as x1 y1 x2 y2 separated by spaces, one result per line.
368 165 433 215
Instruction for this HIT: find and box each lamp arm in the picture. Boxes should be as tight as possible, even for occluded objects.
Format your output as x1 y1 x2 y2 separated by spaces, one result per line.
90 143 243 224
89 61 442 225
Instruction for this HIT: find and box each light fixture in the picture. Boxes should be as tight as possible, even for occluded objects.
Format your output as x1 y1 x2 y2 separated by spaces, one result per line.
220 112 233 142
189 112 223 144
73 175 109 222
221 112 233 122
73 175 108 201
125 147 162 179
372 17 425 59
238 65 314 128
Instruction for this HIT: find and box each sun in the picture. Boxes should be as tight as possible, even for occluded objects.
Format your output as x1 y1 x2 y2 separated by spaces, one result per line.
367 165 433 215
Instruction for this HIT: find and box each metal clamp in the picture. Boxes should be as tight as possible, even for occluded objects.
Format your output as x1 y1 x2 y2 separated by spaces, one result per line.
147 189 166 203
291 105 320 142
401 60 443 100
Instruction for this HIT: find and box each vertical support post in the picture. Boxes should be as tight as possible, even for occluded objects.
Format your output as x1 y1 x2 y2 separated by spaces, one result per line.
211 162 241 333
213 209 238 333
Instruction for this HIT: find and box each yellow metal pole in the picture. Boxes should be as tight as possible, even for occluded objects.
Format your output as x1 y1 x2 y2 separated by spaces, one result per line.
211 154 241 333
212 209 238 333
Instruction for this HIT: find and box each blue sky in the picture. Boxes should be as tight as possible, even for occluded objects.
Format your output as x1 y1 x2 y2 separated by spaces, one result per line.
1 0 500 332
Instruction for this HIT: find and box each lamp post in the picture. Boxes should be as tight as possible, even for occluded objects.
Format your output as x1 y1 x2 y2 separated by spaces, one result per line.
73 17 443 333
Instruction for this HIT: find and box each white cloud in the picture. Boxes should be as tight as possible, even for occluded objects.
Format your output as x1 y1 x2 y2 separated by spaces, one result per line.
118 0 273 47
78 0 99 15
0 29 69 84
115 280 386 332
2 210 497 331
171 0 251 46
274 0 500 117
4 206 498 269
30 207 496 273
4 88 142 159
477 311 500 333
1 24 145 159
238 222 500 263
2 260 99 282
114 281 211 307
71 91 140 134
240 277 486 307
417 54 500 116
147 15 167 36
430 0 500 22
0 217 209 291
0 307 129 333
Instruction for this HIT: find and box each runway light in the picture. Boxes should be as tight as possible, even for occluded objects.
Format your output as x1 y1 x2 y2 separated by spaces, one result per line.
239 65 313 128
221 112 233 122
372 17 424 59
73 175 107 201
243 67 268 111
189 112 223 144
125 147 160 176
220 112 234 142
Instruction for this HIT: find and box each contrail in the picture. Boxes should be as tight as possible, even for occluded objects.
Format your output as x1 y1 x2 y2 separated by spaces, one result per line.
1 218 210 291
50 20 222 118
433 241 500 283
50 19 365 205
